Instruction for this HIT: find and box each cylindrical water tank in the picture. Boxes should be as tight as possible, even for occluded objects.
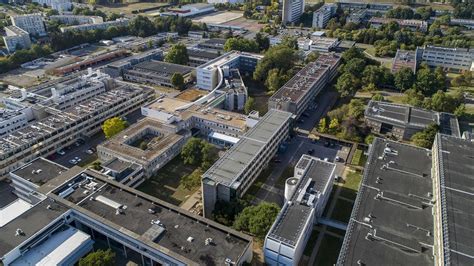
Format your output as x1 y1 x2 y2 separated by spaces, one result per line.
284 177 299 201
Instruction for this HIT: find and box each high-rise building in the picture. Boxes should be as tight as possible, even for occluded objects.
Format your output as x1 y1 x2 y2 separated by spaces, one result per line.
10 13 47 36
2 25 31 53
312 3 337 28
282 0 305 24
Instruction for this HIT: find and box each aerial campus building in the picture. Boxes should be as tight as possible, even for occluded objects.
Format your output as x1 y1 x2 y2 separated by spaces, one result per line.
338 135 474 265
201 109 293 218
2 25 31 53
282 0 305 24
268 53 341 119
312 3 337 29
416 45 474 72
59 18 130 33
264 155 336 265
123 60 194 88
10 13 47 36
1 160 253 265
364 101 460 140
0 73 153 176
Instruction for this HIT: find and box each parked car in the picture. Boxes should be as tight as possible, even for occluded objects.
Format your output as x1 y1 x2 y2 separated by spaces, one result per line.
335 156 342 162
69 159 77 164
85 149 94 155
56 150 66 156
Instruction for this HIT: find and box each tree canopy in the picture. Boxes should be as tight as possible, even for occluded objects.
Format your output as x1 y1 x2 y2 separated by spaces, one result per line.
233 202 280 239
79 249 115 266
223 37 259 53
171 73 185 90
165 43 189 65
411 124 439 148
102 117 127 139
181 138 218 170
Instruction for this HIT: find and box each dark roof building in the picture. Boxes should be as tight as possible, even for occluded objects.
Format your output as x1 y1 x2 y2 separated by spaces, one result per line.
338 138 435 265
432 134 474 265
365 101 460 140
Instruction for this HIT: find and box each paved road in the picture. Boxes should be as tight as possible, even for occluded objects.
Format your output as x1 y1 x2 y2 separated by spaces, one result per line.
253 89 343 206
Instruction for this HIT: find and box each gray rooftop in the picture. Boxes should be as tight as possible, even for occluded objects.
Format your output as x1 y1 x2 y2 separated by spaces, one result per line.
0 199 68 257
434 134 474 265
11 158 68 186
203 109 292 187
268 156 335 246
132 60 193 76
338 138 434 265
51 169 252 264
365 101 460 137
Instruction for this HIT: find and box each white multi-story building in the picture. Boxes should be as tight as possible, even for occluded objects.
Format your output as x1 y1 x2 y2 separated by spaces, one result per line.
160 3 215 17
312 3 337 28
202 109 293 218
196 51 263 91
11 13 47 36
33 0 72 11
60 18 129 33
282 0 305 24
2 25 31 53
416 45 474 72
50 15 103 25
264 155 336 266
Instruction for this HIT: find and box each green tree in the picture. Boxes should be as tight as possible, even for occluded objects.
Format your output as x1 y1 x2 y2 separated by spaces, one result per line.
342 58 366 76
265 68 288 92
233 202 280 239
253 45 297 82
394 67 415 92
201 142 218 170
244 96 255 115
102 117 127 139
255 32 270 51
341 47 365 63
365 134 375 145
129 15 155 37
180 168 203 190
403 88 424 107
171 72 185 90
329 118 340 133
371 93 384 101
318 117 328 133
305 51 320 63
411 124 439 148
223 37 259 53
335 72 359 97
348 99 365 119
181 138 205 165
165 43 189 65
79 249 115 266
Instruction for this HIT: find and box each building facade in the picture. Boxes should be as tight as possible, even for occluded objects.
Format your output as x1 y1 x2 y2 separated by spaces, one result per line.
312 3 337 28
11 13 47 36
282 0 305 24
416 45 474 72
2 25 31 53
33 0 72 11
123 60 193 88
60 18 129 33
50 15 103 25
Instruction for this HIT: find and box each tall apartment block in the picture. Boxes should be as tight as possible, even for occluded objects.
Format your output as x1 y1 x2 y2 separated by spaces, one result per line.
416 45 474 72
282 0 305 24
2 25 31 53
264 155 336 265
312 3 337 28
201 109 293 218
11 13 47 36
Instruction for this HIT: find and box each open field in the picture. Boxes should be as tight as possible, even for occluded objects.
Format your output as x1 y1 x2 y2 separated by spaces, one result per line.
192 11 243 24
96 2 168 15
223 17 266 32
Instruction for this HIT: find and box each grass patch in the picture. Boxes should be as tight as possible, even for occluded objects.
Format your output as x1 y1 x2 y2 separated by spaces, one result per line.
136 156 197 206
314 234 344 266
330 199 354 223
339 169 362 200
351 149 367 166
303 230 320 256
385 94 406 104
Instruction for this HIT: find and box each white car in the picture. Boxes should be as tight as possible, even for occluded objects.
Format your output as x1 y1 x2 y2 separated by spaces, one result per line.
85 149 94 155
69 159 77 164
57 150 66 156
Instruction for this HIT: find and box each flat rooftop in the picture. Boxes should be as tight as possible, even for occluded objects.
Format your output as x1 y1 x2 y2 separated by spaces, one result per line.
392 49 417 73
269 53 340 105
10 158 68 186
132 60 193 77
268 156 335 246
434 134 474 265
365 101 460 137
0 199 69 257
203 109 292 187
198 51 263 71
338 138 434 265
51 169 252 265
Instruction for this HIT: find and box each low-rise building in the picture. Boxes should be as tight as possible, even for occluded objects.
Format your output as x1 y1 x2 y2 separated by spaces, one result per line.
264 155 336 265
123 60 194 88
391 49 418 73
369 17 428 32
49 15 103 25
2 25 31 53
416 45 474 72
346 9 367 24
202 109 293 218
449 18 474 29
197 38 227 51
97 118 191 180
268 53 341 119
160 3 215 18
187 48 220 67
364 101 460 140
312 3 337 28
11 13 46 36
60 18 129 33
101 49 163 77
0 107 31 136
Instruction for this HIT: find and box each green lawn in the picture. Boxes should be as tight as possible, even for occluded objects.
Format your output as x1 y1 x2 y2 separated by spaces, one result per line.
313 234 344 266
339 169 362 200
136 156 197 206
351 149 367 167
330 199 354 223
